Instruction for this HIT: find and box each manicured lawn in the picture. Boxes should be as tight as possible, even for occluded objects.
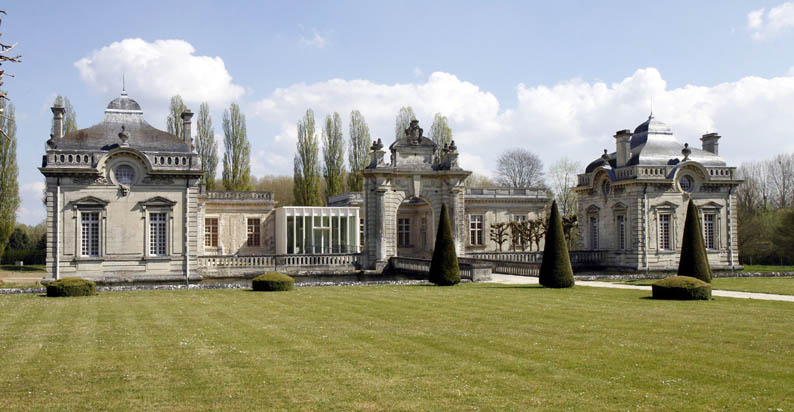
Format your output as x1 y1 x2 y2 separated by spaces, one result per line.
622 277 794 296
741 264 794 273
0 265 44 288
1 284 792 411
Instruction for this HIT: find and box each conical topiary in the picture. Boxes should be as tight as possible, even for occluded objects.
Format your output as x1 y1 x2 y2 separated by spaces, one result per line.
539 200 575 288
429 203 460 286
677 199 712 283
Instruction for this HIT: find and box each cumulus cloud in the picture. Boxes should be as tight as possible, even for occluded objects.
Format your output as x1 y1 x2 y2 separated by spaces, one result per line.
250 68 794 178
74 38 245 117
747 2 794 39
16 181 46 224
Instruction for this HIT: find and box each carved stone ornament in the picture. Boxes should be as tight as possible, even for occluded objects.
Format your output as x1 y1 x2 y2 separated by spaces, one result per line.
405 120 423 145
118 125 130 147
73 176 108 185
371 138 384 151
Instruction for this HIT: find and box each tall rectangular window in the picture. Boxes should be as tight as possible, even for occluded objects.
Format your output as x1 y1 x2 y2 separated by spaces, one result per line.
359 218 365 247
204 218 218 247
247 218 261 247
81 212 100 257
398 218 411 247
149 212 167 256
469 215 483 246
420 217 428 249
659 213 671 250
590 216 598 250
704 213 716 249
617 215 626 250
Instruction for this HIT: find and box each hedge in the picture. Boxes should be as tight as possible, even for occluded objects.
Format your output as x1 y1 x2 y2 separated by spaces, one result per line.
677 200 713 283
252 273 295 291
651 276 711 300
1 249 46 265
46 277 97 297
539 200 575 288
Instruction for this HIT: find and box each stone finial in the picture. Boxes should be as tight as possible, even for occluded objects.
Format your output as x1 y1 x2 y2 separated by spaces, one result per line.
601 149 609 161
448 140 457 152
46 134 57 149
118 125 130 147
371 138 383 151
405 120 423 145
682 143 691 161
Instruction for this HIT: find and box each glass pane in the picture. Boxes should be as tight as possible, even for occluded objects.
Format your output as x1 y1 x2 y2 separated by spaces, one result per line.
287 216 294 254
322 229 330 254
340 217 347 253
314 229 322 254
296 215 304 254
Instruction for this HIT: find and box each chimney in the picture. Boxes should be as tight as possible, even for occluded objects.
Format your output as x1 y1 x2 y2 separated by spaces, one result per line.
51 106 65 139
614 129 632 167
181 110 194 149
701 132 720 155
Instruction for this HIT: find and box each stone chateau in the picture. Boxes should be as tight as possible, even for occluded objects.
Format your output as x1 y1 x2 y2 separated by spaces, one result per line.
39 91 741 282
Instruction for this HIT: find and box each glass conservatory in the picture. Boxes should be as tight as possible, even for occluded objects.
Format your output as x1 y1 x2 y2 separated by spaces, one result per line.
275 207 360 254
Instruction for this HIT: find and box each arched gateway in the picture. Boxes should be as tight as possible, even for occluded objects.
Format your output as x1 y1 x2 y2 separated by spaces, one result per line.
361 121 470 269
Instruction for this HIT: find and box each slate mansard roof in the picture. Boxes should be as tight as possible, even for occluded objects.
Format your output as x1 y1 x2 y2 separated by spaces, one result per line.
56 91 191 153
585 114 726 173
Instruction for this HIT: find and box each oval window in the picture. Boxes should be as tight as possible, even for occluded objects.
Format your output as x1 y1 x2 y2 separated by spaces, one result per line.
680 175 693 192
115 165 136 185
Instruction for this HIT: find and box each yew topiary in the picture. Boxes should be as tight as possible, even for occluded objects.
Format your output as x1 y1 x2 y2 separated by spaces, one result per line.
539 200 575 288
46 277 96 297
252 273 295 291
652 276 711 300
429 203 460 286
677 200 712 283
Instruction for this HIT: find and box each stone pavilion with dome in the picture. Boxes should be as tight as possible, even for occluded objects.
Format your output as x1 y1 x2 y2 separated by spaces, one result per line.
574 114 743 271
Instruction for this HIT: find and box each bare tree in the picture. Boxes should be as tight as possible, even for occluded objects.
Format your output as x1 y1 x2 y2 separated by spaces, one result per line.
464 173 497 188
347 110 371 192
394 106 416 141
196 102 218 190
166 95 187 138
548 157 582 216
322 112 345 198
430 112 452 163
495 148 544 188
293 109 322 206
221 103 251 191
767 153 794 209
489 223 510 252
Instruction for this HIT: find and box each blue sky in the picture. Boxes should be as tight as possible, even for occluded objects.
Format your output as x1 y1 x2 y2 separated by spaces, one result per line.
4 0 794 224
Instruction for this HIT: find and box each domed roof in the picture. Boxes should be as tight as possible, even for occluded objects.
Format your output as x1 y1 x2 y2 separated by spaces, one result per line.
632 113 672 136
105 91 143 114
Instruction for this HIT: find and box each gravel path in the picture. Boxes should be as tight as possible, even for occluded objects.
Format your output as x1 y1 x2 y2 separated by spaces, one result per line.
487 274 794 302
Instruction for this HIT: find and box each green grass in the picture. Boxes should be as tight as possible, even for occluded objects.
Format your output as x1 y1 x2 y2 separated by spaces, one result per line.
741 264 794 273
621 277 794 296
1 284 792 411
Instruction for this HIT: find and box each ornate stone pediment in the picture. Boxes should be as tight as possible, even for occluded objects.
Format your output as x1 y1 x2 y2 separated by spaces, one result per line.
137 196 177 210
67 196 109 209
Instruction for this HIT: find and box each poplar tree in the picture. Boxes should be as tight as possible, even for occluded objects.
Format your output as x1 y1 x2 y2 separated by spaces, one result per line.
347 110 371 192
221 103 251 191
431 112 452 163
394 106 416 141
52 95 78 135
0 100 19 260
196 102 219 190
166 95 187 138
293 109 322 206
323 112 345 199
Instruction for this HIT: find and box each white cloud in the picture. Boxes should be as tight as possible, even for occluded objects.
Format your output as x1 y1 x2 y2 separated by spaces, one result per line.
250 68 794 179
299 28 329 48
413 67 424 78
17 181 46 225
747 2 794 39
74 38 245 120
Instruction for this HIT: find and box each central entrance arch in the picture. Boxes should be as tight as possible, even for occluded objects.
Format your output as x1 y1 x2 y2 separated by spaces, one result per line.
396 196 434 259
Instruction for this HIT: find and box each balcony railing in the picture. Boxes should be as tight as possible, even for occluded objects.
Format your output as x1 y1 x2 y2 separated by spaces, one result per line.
198 253 360 268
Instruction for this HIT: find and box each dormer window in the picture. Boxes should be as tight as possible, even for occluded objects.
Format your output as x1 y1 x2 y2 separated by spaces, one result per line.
115 165 136 185
680 175 693 193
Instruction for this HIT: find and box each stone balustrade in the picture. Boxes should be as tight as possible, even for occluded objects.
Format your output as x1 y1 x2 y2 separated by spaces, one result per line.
198 253 359 268
46 152 96 167
204 191 274 201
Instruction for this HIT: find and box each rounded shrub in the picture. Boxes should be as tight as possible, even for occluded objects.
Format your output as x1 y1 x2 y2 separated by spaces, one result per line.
46 277 96 297
652 276 711 300
252 273 295 291
429 203 461 286
539 200 575 288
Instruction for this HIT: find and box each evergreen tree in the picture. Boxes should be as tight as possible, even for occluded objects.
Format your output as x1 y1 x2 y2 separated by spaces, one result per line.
677 200 713 282
430 112 452 163
52 95 78 135
196 102 219 190
166 95 187 138
394 106 416 141
429 203 461 286
0 100 19 261
347 110 371 191
322 112 346 198
293 109 323 205
5 227 29 250
221 103 251 191
539 200 575 288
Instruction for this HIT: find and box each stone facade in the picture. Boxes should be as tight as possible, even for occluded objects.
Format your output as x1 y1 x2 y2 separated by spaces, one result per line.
41 91 203 282
198 191 277 255
574 115 742 271
360 121 470 269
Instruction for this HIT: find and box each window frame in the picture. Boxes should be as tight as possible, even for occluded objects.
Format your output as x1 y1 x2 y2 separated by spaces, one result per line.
397 218 411 247
589 215 599 250
204 217 219 248
616 214 626 251
247 217 261 247
469 215 484 246
149 212 168 256
80 211 101 257
658 213 672 250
